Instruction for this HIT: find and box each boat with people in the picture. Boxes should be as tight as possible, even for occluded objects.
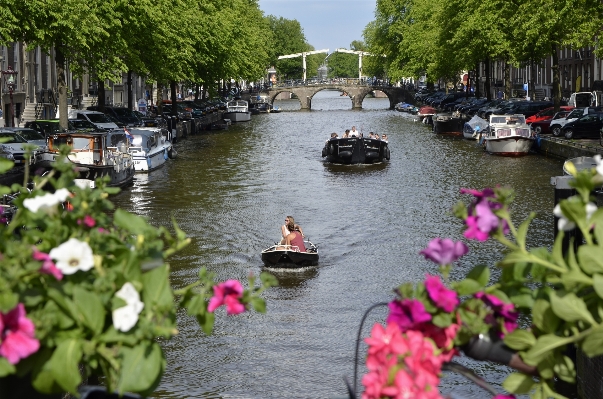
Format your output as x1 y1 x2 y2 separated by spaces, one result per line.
38 130 135 188
128 127 175 172
432 113 463 136
322 135 390 164
261 240 319 268
484 114 534 156
223 100 251 122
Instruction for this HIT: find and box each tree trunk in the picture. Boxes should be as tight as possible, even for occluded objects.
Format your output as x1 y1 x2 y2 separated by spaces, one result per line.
474 63 480 99
127 71 133 110
194 84 199 100
170 80 177 117
485 58 492 101
530 60 536 100
55 44 69 130
156 83 163 115
552 44 561 112
504 60 512 100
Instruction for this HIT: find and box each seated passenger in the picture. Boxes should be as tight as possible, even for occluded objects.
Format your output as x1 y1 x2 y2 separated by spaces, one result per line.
342 129 350 138
381 134 388 142
286 226 306 252
349 126 360 137
280 216 304 245
330 133 338 139
368 132 376 139
374 134 380 140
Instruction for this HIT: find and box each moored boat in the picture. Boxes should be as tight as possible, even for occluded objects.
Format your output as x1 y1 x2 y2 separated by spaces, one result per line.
462 115 489 140
484 114 534 156
417 106 437 124
563 156 598 175
38 130 135 188
261 241 319 268
224 100 251 122
322 136 390 164
128 127 174 172
433 113 463 136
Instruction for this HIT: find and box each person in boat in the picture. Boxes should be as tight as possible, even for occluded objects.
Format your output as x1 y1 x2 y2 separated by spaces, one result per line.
330 133 338 139
280 216 304 245
285 226 306 252
381 134 388 142
342 130 350 138
349 126 360 137
368 132 376 139
374 133 380 140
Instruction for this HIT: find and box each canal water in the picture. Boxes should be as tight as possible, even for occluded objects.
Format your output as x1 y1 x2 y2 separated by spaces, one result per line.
112 90 564 398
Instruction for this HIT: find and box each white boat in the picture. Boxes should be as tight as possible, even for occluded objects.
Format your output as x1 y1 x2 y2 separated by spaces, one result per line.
128 128 174 172
39 130 135 188
563 156 598 175
223 100 251 122
484 114 534 156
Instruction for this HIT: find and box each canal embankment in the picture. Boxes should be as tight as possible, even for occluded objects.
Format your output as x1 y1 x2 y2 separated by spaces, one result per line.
535 136 603 160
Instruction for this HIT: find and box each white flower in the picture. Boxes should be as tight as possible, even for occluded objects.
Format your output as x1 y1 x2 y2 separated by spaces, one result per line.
112 282 144 332
49 238 94 275
23 189 71 214
594 155 603 177
553 202 597 231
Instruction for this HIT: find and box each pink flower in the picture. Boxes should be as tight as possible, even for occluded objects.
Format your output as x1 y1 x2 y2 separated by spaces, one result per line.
0 303 40 364
424 274 459 312
208 280 245 315
365 322 409 370
461 188 509 241
475 292 518 336
32 248 63 280
77 215 96 228
422 323 460 362
460 187 496 199
387 299 432 332
420 238 469 266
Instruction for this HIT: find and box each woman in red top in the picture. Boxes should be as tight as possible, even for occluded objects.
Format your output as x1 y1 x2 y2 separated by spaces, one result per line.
286 227 306 252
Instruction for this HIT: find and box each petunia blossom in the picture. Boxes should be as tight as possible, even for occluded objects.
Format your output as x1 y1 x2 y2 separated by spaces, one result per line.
112 282 144 332
553 202 597 232
424 275 458 312
594 154 603 177
77 215 96 228
208 280 245 315
33 248 63 280
387 299 432 332
22 188 70 214
419 238 468 266
0 303 40 364
464 215 490 241
364 322 409 370
49 238 94 275
475 292 518 336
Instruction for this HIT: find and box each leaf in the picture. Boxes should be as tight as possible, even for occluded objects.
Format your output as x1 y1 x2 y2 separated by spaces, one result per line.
522 334 570 365
73 286 106 335
117 342 164 394
553 354 576 384
503 329 536 351
431 312 452 328
113 209 150 234
466 264 489 286
0 290 18 313
550 291 596 325
515 213 536 249
0 357 16 377
532 299 560 333
453 278 482 296
260 272 278 287
582 325 603 357
142 264 173 309
593 273 603 299
197 312 215 335
502 372 535 394
577 245 603 275
48 339 82 394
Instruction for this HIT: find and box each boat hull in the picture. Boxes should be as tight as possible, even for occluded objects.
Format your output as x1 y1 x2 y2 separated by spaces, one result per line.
223 111 251 122
132 145 171 172
322 137 390 165
485 137 534 156
433 116 463 136
261 249 319 267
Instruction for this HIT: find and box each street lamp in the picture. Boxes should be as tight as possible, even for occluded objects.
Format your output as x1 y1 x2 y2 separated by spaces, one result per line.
1 66 18 127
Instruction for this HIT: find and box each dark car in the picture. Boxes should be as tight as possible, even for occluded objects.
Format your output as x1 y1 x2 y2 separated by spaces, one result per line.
561 113 603 139
68 119 97 131
24 119 71 137
502 101 554 119
87 106 142 127
530 110 572 135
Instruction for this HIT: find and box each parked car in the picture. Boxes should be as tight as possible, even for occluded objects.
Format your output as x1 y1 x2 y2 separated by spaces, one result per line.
24 119 72 137
561 112 603 139
550 107 601 136
501 101 553 119
531 110 572 135
2 127 46 148
0 130 41 165
526 106 574 134
68 119 97 131
68 110 119 131
87 106 142 127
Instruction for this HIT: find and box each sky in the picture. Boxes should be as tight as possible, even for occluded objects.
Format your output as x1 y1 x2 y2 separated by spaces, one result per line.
258 0 377 53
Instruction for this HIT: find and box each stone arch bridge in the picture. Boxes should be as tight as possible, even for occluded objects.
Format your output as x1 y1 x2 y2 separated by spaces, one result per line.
260 82 415 110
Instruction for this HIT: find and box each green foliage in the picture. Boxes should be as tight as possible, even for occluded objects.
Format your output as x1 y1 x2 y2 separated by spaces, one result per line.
0 156 277 395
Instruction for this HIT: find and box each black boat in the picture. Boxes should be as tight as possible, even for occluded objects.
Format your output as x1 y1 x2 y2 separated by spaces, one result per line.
261 241 319 268
321 137 390 164
432 113 464 136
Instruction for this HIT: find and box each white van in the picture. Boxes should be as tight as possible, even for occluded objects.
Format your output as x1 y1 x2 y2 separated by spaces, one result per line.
68 110 119 131
568 92 599 107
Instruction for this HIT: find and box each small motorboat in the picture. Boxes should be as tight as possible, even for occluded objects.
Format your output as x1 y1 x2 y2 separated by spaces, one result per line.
261 240 319 268
563 156 598 175
322 136 390 164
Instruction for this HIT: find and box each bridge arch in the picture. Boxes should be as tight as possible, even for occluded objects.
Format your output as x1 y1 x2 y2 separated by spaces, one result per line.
262 84 415 110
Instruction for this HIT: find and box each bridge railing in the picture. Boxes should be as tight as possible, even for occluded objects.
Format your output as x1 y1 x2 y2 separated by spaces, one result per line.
271 78 396 88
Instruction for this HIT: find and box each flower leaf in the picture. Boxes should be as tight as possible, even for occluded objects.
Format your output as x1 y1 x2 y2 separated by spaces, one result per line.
577 245 603 275
515 212 536 249
550 291 596 325
117 342 164 394
0 357 16 377
466 264 489 286
453 278 482 296
251 297 266 313
48 338 83 395
522 334 570 365
0 290 18 313
532 299 560 334
553 354 576 383
501 372 535 394
197 311 215 335
73 286 106 335
593 273 603 299
113 209 151 235
142 264 174 308
503 329 536 351
581 325 603 358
